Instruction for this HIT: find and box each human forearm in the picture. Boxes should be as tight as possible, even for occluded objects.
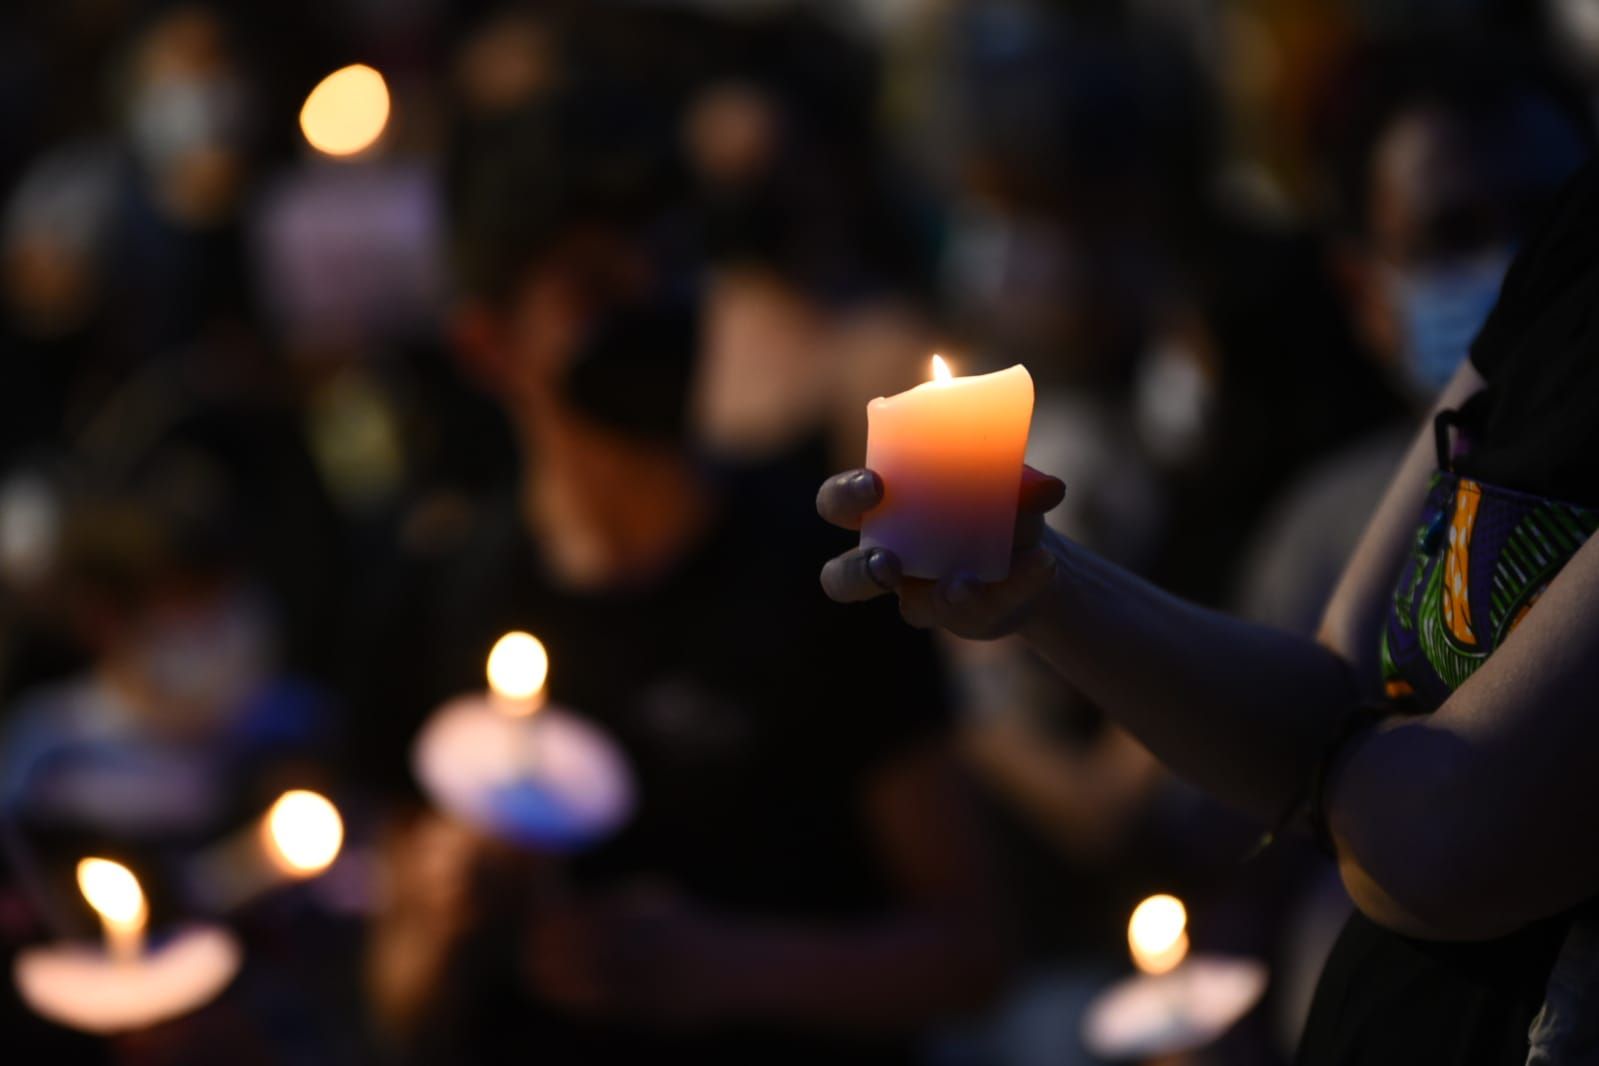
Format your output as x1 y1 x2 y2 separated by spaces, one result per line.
1018 531 1362 820
1327 534 1599 938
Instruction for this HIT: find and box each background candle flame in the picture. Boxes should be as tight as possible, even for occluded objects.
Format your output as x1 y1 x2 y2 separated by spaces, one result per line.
486 630 549 709
299 64 391 157
930 354 953 383
265 790 345 875
1128 893 1189 975
76 858 147 932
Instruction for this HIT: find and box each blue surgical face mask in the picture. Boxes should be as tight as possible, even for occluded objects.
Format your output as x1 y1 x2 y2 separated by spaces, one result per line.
1383 248 1513 401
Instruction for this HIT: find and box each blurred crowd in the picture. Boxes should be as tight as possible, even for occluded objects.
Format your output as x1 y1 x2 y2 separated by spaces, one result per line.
0 1 1594 1064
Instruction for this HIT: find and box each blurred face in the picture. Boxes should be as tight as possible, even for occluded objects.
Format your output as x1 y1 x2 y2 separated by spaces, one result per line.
491 229 652 412
465 230 710 589
99 577 275 740
1349 106 1513 401
126 6 250 226
944 159 1165 380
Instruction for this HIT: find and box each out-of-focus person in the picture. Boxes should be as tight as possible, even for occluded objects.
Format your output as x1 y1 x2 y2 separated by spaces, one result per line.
680 13 938 478
916 3 1404 607
356 61 1009 1065
0 4 262 464
0 418 338 851
1228 47 1591 1054
0 412 355 1064
1238 47 1592 636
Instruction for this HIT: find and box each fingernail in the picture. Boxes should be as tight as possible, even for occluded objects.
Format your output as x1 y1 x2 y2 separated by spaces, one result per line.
866 549 896 588
945 577 978 605
851 470 879 495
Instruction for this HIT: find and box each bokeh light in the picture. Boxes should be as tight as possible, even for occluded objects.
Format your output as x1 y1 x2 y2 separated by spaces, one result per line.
931 353 953 383
299 64 390 157
265 790 344 875
76 858 146 929
486 630 549 706
1128 893 1189 975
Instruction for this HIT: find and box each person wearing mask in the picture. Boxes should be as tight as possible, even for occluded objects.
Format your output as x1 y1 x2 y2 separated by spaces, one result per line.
359 82 1008 1066
1238 53 1591 635
818 148 1599 1062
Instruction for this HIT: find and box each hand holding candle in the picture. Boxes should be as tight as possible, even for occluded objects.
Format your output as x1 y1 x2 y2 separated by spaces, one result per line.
819 459 1064 640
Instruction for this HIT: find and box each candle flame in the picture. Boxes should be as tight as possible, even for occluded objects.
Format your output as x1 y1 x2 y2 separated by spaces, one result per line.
1128 893 1189 975
930 354 953 383
76 858 147 933
486 630 549 711
300 64 390 157
265 790 344 876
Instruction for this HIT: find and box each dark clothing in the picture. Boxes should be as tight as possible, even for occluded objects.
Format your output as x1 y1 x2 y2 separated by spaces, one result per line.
358 470 950 1064
1299 158 1599 1065
1458 158 1599 509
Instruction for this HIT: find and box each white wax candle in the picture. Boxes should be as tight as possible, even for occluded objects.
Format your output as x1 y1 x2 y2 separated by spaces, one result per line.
187 790 344 912
1080 955 1268 1059
861 358 1035 581
412 697 634 848
14 925 242 1035
1080 892 1267 1058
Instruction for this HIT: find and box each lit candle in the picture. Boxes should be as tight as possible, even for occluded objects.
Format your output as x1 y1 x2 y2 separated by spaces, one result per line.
1128 892 1189 976
300 64 390 157
486 631 549 717
412 630 634 848
14 858 241 1034
189 789 345 911
78 858 147 964
263 789 345 878
1080 893 1268 1059
861 356 1035 581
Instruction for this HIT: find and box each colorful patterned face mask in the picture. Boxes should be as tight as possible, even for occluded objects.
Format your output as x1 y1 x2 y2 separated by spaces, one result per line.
1380 412 1599 709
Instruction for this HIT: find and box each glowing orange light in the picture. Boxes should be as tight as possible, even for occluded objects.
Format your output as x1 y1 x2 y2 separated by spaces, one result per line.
299 64 390 157
264 790 344 876
486 631 549 713
76 858 147 961
930 354 953 383
1128 894 1189 976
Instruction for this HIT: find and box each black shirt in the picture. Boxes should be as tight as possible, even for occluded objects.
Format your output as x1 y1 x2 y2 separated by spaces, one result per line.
1458 157 1599 507
359 470 950 1064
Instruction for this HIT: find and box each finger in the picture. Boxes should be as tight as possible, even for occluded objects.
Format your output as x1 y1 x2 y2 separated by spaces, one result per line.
816 470 883 531
820 547 901 603
933 548 1057 633
1014 508 1046 551
1018 467 1066 515
897 579 939 629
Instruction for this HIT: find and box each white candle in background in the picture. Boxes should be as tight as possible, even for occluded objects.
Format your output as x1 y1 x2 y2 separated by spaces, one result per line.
189 789 346 911
862 356 1035 581
1081 893 1268 1060
413 630 634 848
15 858 241 1034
